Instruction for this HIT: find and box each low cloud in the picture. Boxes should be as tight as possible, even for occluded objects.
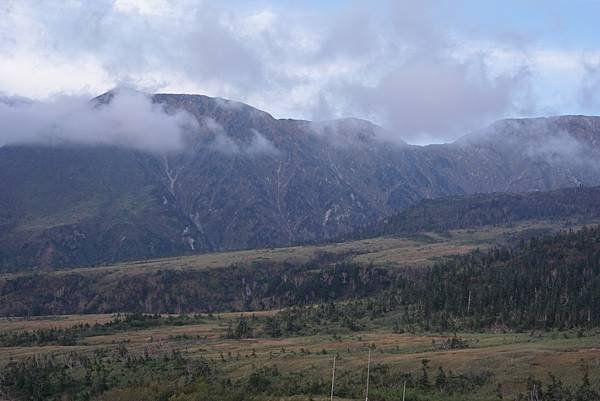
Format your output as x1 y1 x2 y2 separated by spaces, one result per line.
524 128 600 170
0 89 197 153
246 129 279 155
197 117 278 156
330 58 529 144
309 1 532 144
309 118 393 148
466 117 600 170
529 134 590 163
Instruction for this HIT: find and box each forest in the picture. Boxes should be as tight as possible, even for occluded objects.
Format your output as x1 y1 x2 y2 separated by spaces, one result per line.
388 225 600 331
2 226 600 333
354 186 600 239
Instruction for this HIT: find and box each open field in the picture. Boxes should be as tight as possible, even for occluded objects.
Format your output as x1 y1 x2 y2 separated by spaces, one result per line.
1 312 599 400
0 314 115 332
0 311 277 333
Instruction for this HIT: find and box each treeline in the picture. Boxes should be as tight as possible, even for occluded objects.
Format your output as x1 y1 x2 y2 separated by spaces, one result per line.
0 313 208 347
401 225 600 331
509 373 600 401
254 226 600 333
0 346 217 401
0 261 392 316
223 300 385 339
352 186 600 238
2 226 600 333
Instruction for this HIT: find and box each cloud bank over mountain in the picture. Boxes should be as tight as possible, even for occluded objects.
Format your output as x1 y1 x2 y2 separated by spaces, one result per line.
1 0 599 143
0 89 196 153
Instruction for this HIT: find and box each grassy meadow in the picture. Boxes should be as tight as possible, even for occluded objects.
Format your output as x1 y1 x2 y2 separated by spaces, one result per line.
1 311 600 400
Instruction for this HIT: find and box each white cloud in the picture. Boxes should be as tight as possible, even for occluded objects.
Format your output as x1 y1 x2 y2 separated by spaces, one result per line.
580 55 600 113
0 0 597 144
113 0 172 16
0 89 197 153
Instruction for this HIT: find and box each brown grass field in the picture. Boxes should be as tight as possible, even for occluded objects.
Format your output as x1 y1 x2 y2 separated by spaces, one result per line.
1 312 600 400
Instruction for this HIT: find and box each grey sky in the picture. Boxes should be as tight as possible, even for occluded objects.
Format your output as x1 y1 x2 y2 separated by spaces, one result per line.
1 0 599 144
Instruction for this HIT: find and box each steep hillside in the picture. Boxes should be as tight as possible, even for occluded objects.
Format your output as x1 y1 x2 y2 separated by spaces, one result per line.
357 186 600 238
0 219 594 317
0 146 210 270
2 91 600 270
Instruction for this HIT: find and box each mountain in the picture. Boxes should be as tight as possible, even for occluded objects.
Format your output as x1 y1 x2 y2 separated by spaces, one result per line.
2 91 600 271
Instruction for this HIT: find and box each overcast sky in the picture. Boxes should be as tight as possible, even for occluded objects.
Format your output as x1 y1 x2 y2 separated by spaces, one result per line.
2 0 600 144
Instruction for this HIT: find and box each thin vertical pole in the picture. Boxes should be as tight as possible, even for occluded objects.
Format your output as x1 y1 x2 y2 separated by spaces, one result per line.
402 380 406 401
365 349 371 401
330 355 336 401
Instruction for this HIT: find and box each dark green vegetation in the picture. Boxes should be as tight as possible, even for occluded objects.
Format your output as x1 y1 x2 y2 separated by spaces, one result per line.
3 224 600 333
0 346 500 401
2 348 598 401
387 226 600 331
1 347 217 401
228 224 600 334
0 262 391 316
0 313 208 346
2 91 600 271
357 186 600 238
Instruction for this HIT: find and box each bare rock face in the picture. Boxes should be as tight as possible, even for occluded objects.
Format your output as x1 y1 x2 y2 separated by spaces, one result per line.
1 93 600 271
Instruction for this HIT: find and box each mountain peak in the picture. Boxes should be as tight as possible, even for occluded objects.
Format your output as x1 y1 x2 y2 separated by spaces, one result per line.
457 114 600 150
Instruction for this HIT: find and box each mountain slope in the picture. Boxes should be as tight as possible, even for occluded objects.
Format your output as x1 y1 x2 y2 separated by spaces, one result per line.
2 92 600 270
356 186 600 238
0 146 210 270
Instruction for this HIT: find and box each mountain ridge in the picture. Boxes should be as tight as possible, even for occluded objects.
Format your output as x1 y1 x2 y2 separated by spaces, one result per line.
352 185 600 240
1 91 600 270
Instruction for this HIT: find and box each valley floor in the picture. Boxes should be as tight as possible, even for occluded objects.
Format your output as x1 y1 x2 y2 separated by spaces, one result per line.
1 312 599 400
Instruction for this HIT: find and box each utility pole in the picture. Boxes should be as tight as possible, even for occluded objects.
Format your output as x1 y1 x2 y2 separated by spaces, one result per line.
467 289 472 313
402 380 406 401
365 349 371 401
330 355 336 401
